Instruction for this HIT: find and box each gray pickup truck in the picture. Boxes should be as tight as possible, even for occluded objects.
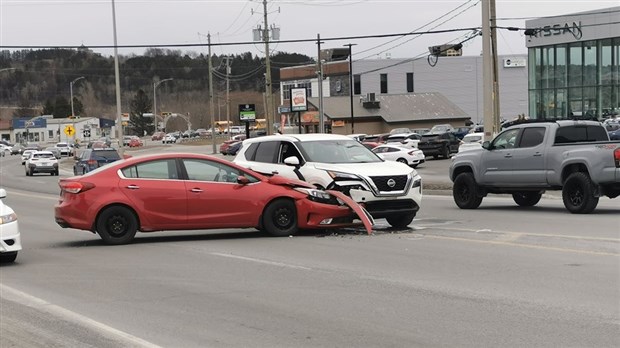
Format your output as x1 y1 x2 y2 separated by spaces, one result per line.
449 120 620 213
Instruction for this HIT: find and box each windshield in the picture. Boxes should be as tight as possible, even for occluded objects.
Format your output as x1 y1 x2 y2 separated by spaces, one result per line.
428 125 451 134
297 139 382 164
463 135 482 143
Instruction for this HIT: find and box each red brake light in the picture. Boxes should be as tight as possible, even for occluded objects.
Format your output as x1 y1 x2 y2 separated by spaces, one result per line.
87 159 97 165
59 181 95 194
614 148 620 167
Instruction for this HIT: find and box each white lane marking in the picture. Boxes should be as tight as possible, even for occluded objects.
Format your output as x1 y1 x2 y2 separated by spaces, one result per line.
210 252 312 270
5 189 58 201
418 225 620 242
0 284 161 348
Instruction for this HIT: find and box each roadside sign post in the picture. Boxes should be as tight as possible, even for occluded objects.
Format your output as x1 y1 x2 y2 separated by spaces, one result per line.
238 104 256 138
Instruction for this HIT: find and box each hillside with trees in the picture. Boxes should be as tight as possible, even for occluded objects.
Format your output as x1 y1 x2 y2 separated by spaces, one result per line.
0 48 313 132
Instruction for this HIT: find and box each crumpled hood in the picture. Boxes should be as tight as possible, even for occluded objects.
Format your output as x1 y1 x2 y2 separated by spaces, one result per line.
312 161 415 177
267 174 314 188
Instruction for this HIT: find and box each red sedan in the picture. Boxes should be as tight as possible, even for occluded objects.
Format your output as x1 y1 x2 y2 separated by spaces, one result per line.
55 153 372 244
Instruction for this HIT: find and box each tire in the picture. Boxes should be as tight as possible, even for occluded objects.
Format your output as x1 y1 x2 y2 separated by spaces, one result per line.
96 206 138 245
386 213 415 228
512 192 542 207
54 169 59 176
0 252 17 263
442 144 450 159
453 172 483 209
562 172 599 214
396 158 408 165
25 169 30 176
29 168 34 176
262 199 298 237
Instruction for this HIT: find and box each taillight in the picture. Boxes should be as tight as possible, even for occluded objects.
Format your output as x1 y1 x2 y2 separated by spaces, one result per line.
87 159 97 166
614 148 620 167
59 181 95 194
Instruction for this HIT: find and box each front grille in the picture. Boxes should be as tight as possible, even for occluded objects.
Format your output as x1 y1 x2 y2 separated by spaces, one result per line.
370 175 409 192
364 199 419 217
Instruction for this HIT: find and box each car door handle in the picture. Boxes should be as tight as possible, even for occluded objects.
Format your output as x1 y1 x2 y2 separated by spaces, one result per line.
504 154 512 158
126 185 140 190
533 152 542 157
190 188 203 193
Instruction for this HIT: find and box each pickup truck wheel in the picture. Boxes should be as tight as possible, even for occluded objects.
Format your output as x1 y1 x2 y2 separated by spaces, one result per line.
453 173 483 209
386 213 415 228
263 199 298 237
96 206 138 245
562 172 599 214
442 145 450 159
512 192 542 207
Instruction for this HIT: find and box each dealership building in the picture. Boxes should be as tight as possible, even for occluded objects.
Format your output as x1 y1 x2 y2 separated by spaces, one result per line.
526 7 620 120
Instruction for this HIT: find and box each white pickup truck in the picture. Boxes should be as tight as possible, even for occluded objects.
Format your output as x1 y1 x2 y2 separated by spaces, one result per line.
449 120 620 213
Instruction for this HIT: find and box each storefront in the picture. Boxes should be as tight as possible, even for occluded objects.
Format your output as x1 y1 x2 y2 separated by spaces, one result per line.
526 7 620 120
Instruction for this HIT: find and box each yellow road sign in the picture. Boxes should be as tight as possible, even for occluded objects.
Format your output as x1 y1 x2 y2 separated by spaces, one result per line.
64 125 76 137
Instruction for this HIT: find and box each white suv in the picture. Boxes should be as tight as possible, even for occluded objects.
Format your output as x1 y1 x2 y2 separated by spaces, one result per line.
234 134 422 227
0 188 21 263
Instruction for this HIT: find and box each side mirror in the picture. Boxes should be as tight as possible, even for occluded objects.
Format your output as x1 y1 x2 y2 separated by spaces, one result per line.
482 141 491 150
236 176 250 185
283 156 300 168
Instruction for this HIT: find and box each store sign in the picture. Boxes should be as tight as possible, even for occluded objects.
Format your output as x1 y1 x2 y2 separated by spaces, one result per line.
529 21 582 39
238 104 256 122
290 87 308 112
503 58 526 68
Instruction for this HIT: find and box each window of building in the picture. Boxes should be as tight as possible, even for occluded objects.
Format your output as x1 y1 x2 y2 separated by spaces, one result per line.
380 73 388 94
353 74 361 95
282 84 292 100
297 81 312 98
406 72 414 93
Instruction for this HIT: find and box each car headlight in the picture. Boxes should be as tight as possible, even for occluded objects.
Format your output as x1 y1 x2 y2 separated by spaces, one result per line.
0 212 17 224
412 177 422 188
326 171 360 181
294 187 337 204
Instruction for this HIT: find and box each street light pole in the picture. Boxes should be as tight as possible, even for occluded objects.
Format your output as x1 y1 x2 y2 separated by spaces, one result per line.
111 0 123 154
343 43 357 134
70 76 85 118
153 78 173 133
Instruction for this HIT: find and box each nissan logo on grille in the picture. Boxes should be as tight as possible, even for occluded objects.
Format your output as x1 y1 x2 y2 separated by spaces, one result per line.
387 179 396 188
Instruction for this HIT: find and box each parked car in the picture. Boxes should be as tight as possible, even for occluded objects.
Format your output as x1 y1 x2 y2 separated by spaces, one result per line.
223 141 242 156
128 136 143 147
0 144 11 156
44 147 62 159
73 148 122 175
390 128 412 135
55 142 73 157
0 188 21 263
162 133 177 144
346 134 367 142
196 128 210 137
417 128 460 159
25 151 59 176
151 132 165 141
410 128 431 135
233 134 422 228
452 126 472 140
10 143 24 155
55 153 372 245
363 133 390 144
371 144 425 168
469 124 484 134
457 132 484 153
122 136 133 146
219 139 239 154
386 133 422 148
361 141 381 150
609 128 620 140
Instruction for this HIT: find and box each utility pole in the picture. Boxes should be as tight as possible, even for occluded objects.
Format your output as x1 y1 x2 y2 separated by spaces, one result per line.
482 0 494 142
490 0 501 133
317 34 324 133
208 33 217 154
225 56 232 140
262 0 273 135
111 0 123 154
343 43 357 134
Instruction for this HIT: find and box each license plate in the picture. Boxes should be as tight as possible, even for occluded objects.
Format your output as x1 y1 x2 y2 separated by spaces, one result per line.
42 162 48 166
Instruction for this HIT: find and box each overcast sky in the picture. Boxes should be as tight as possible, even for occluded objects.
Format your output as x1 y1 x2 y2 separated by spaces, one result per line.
1 0 617 61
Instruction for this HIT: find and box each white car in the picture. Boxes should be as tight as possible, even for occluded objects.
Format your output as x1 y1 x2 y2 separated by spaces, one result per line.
0 144 11 156
372 144 425 168
162 133 177 144
21 149 36 165
55 142 73 156
457 132 484 153
0 188 21 263
385 133 421 148
25 151 59 176
234 134 423 228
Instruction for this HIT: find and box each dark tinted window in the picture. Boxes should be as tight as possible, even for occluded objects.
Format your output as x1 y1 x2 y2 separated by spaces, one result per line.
254 141 279 163
554 125 609 144
244 142 259 160
380 74 388 94
519 127 545 147
406 72 414 92
91 150 121 160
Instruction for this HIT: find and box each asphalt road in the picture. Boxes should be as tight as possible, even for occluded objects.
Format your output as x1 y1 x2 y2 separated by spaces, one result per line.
1 142 618 347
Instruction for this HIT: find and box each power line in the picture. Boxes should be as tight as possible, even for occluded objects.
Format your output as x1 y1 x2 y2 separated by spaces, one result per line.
495 8 620 21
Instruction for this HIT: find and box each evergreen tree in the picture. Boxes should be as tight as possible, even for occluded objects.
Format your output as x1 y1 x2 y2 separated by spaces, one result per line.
128 89 153 136
42 96 72 118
